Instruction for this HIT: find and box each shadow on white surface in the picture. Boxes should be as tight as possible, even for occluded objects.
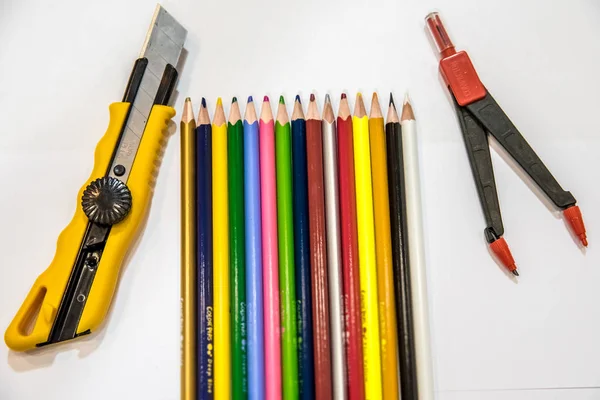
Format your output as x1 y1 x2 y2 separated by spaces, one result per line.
6 325 107 372
170 47 189 108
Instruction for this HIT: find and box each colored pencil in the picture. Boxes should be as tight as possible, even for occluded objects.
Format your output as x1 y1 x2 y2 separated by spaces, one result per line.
401 94 434 400
386 94 418 400
291 95 315 399
228 97 247 400
245 96 264 400
181 98 196 400
322 94 346 399
260 96 282 400
213 97 230 400
197 98 214 399
306 94 333 399
368 93 399 399
275 96 300 399
352 93 383 399
337 94 365 400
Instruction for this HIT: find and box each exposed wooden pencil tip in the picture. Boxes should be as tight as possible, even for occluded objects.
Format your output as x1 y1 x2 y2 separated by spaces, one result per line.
369 92 382 118
229 97 241 123
338 94 351 120
292 95 305 121
401 93 415 121
322 95 334 123
182 97 194 123
354 93 367 118
306 94 320 120
214 98 226 125
244 96 258 124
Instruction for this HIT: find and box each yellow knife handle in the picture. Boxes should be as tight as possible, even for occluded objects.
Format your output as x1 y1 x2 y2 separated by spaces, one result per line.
5 102 175 351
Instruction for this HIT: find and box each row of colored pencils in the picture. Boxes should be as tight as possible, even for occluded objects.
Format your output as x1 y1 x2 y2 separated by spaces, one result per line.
180 92 433 400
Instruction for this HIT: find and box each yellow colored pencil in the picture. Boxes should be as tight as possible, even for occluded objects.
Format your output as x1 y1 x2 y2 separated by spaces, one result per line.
352 93 383 399
213 97 230 399
369 93 399 399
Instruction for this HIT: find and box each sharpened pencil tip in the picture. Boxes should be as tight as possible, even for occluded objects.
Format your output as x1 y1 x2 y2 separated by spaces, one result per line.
201 97 206 108
248 95 253 103
182 98 194 123
295 94 301 104
341 93 347 99
264 95 269 102
217 97 222 106
310 93 315 102
512 269 519 277
325 94 331 104
232 96 237 103
389 93 395 107
404 92 410 105
279 95 285 104
357 92 362 98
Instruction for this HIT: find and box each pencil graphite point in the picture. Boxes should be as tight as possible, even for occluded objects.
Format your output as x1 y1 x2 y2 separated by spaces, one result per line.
248 95 253 103
201 97 207 108
185 97 191 103
295 94 301 104
310 93 315 102
232 96 238 103
341 93 347 99
279 95 285 104
217 97 223 106
264 95 270 102
512 270 519 277
325 94 331 104
389 93 395 107
404 92 410 105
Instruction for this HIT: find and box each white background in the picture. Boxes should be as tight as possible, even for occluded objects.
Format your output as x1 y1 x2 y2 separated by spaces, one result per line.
1 0 600 399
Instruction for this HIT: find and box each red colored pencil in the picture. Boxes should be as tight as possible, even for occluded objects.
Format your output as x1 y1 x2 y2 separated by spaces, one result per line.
337 94 365 400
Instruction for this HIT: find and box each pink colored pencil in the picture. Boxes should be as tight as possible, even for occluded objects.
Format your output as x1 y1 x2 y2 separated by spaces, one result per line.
260 96 282 399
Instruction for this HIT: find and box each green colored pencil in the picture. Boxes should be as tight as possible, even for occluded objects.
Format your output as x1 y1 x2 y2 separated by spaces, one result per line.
275 96 299 399
228 97 247 399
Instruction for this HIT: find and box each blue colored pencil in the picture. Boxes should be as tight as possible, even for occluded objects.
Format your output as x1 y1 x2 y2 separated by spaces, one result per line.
291 95 315 399
244 96 265 400
196 97 214 399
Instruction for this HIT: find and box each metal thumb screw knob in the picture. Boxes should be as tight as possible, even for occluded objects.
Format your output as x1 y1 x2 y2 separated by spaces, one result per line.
81 177 132 225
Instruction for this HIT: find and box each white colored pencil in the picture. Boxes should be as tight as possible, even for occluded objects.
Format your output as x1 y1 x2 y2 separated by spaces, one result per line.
401 93 434 400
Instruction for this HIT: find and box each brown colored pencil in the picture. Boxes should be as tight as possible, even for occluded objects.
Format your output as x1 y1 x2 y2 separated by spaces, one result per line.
306 94 333 399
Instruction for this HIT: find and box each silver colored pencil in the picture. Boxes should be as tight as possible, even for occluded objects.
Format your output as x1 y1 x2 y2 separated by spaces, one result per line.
322 94 347 399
